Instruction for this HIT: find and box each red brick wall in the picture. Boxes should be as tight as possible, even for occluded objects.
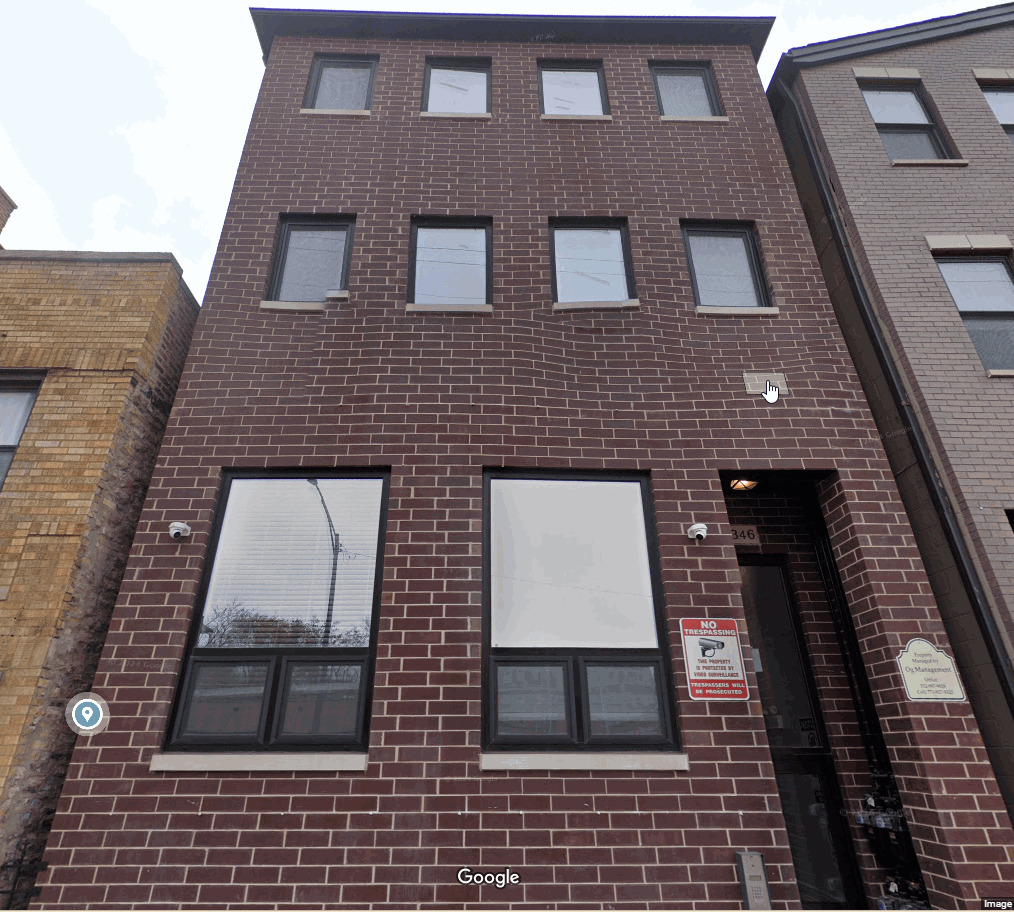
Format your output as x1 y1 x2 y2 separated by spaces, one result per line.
31 28 1013 909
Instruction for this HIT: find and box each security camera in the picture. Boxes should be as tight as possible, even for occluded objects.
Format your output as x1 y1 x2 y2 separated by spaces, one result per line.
699 637 725 658
687 522 708 542
168 521 192 540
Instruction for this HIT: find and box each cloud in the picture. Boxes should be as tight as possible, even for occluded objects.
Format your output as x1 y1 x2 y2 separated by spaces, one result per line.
0 124 75 250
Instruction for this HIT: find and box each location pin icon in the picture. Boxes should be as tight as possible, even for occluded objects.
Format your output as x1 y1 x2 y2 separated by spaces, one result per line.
81 706 93 722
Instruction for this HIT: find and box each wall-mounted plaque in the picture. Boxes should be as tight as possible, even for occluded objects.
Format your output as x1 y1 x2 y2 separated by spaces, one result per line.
897 638 966 702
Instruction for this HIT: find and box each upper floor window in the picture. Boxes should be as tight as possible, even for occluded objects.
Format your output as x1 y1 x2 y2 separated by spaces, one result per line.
408 218 492 307
982 87 1014 142
683 224 770 309
539 62 609 116
424 59 491 114
861 84 947 160
0 383 38 490
484 473 678 751
305 57 377 111
936 257 1014 371
651 64 721 117
268 217 354 303
550 219 636 304
166 472 389 752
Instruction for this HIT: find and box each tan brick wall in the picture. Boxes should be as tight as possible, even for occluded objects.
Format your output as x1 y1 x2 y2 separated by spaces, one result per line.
0 253 197 905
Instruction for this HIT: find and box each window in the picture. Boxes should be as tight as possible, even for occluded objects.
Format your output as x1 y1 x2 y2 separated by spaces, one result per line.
982 87 1014 142
683 224 770 309
550 220 636 304
408 218 492 307
483 473 677 750
539 62 608 116
936 257 1014 370
267 218 354 303
861 84 947 160
423 59 490 114
305 57 377 111
651 64 721 117
0 383 37 490
167 472 389 751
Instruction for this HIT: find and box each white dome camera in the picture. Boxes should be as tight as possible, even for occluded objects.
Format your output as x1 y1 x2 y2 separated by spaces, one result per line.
687 522 708 542
168 521 192 540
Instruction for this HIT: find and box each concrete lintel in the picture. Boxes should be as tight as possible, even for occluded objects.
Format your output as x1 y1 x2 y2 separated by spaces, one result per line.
405 302 494 313
852 66 889 79
925 234 973 251
697 305 779 315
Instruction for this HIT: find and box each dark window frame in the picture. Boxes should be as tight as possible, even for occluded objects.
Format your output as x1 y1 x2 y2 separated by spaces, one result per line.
548 217 637 303
537 60 610 116
164 468 390 753
0 377 41 492
981 85 1014 142
482 469 680 752
682 222 771 310
304 55 378 110
407 216 493 306
935 254 1014 370
860 81 949 160
422 57 492 113
266 216 356 303
649 62 722 117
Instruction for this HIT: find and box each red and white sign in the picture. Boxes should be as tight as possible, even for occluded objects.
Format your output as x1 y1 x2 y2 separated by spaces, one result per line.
681 618 749 701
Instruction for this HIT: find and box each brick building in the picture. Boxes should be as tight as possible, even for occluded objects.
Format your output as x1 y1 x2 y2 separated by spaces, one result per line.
30 10 1014 909
770 1 1014 836
0 193 199 906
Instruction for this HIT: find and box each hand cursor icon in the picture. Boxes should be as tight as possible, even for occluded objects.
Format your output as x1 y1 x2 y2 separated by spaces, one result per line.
762 380 779 404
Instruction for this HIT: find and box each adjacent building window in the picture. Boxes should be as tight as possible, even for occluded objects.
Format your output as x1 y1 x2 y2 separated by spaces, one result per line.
651 64 721 117
305 57 377 111
409 218 492 307
267 218 354 302
982 87 1014 142
0 384 37 490
684 224 770 309
550 220 636 303
423 59 491 114
484 473 677 750
861 84 947 160
539 62 609 116
167 473 389 751
936 257 1014 370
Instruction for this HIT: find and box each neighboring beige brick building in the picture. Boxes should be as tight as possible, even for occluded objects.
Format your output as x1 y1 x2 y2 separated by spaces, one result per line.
0 207 198 906
770 2 1014 831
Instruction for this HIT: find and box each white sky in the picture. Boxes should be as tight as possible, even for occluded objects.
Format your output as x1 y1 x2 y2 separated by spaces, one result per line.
0 0 993 302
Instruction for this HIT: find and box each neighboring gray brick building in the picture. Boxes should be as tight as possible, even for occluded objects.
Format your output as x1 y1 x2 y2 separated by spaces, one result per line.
770 0 1014 837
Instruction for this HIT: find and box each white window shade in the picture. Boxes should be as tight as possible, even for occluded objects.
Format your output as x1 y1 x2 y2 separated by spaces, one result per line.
200 477 384 648
490 479 658 649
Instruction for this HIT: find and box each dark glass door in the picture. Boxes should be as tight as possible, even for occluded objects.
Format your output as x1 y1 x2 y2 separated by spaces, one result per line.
739 558 865 909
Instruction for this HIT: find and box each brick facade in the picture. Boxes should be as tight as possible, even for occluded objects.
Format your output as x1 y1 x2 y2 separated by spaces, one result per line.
0 252 198 906
771 9 1014 833
30 11 1014 908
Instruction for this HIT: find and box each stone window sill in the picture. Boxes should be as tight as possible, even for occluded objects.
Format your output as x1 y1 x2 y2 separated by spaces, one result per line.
405 302 493 313
149 752 368 772
299 108 370 116
660 115 729 122
697 305 780 316
891 158 969 167
260 294 346 312
987 369 1014 377
479 752 688 772
540 114 612 121
552 299 639 312
420 111 491 120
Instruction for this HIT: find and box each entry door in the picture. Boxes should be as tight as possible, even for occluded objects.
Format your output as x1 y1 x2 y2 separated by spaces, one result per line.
739 558 865 909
